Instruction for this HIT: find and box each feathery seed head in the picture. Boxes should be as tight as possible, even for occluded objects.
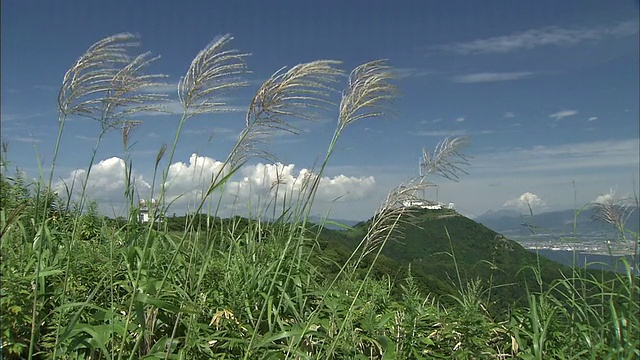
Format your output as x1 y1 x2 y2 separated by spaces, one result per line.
102 52 168 130
421 136 470 182
121 120 143 149
58 33 168 130
591 190 634 230
362 177 430 257
229 60 343 168
155 144 167 169
178 34 250 117
339 60 397 131
58 33 139 119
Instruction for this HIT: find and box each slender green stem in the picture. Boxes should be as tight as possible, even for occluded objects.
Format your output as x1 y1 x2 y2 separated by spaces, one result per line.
32 114 67 360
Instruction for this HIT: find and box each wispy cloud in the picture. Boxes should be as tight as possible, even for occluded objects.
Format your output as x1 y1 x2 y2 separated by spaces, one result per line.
144 82 179 95
437 20 638 55
391 67 432 79
9 136 41 143
142 99 245 116
413 128 505 137
33 84 57 92
588 116 598 122
472 138 640 174
1 111 49 122
549 110 578 120
75 135 98 141
430 138 639 216
183 127 239 141
453 72 535 83
420 118 443 124
504 112 515 118
478 130 496 135
414 130 467 137
454 117 465 122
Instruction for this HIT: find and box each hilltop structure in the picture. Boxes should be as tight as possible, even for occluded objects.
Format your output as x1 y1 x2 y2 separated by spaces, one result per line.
138 198 164 223
401 199 455 210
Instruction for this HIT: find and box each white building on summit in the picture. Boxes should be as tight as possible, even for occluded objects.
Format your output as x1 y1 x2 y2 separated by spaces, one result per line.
139 199 163 223
401 200 454 210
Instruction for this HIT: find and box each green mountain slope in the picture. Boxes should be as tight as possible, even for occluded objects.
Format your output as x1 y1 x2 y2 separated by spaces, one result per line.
314 208 590 313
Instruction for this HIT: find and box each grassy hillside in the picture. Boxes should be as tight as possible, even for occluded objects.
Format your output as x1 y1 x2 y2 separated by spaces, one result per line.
313 209 602 313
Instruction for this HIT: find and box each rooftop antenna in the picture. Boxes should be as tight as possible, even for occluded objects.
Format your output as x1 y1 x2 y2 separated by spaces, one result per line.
420 148 440 204
419 154 426 200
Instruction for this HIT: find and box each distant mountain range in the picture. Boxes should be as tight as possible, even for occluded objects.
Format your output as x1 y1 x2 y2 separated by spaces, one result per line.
474 207 639 236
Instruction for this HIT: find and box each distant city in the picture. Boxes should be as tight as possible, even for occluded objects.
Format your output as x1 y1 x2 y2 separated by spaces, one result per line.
503 230 635 256
474 206 639 256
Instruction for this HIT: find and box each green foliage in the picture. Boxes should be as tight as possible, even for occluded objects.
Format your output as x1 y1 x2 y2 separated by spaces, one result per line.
2 172 639 358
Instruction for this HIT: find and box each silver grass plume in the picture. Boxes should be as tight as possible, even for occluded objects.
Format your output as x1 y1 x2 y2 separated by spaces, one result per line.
101 52 167 129
361 177 431 257
302 60 396 214
160 35 248 206
339 59 397 131
590 190 635 233
58 33 167 127
363 138 470 257
229 60 344 168
178 34 250 117
421 136 470 182
58 33 136 118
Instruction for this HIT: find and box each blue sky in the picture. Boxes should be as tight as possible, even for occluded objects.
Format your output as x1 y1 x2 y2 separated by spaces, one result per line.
2 0 639 220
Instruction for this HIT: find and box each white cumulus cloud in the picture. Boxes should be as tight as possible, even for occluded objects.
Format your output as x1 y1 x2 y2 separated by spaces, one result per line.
163 153 228 202
56 154 376 216
593 191 616 205
56 157 150 207
587 116 598 122
227 162 376 203
591 189 632 206
503 192 548 212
